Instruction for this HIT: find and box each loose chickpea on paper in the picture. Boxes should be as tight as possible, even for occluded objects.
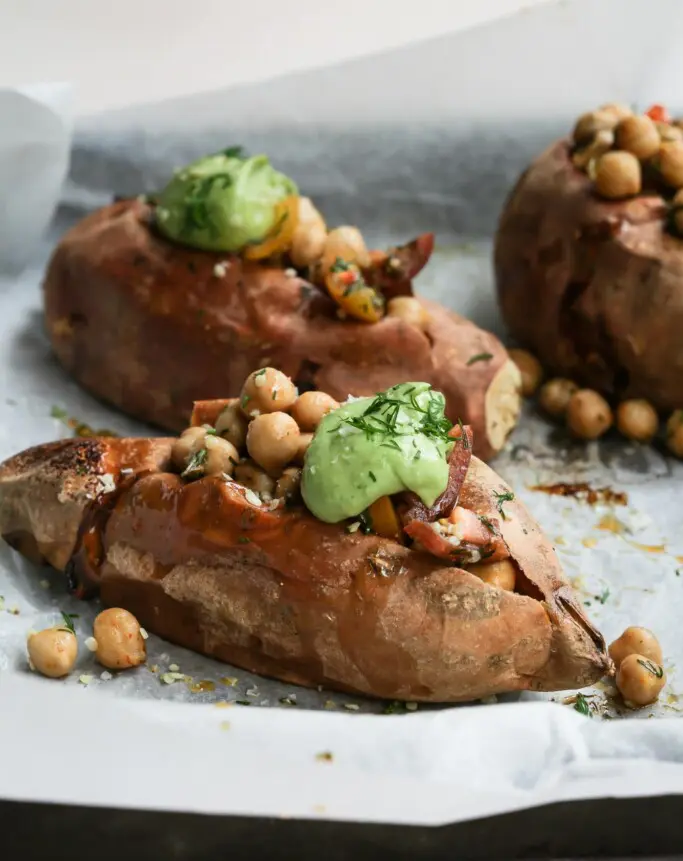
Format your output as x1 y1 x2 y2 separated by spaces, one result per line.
665 410 683 457
27 626 78 679
93 608 146 670
616 653 666 708
246 412 300 476
609 626 663 669
566 389 613 440
594 151 642 199
538 378 579 419
290 391 339 432
240 368 298 418
614 114 660 160
615 399 658 443
507 348 543 397
386 297 430 330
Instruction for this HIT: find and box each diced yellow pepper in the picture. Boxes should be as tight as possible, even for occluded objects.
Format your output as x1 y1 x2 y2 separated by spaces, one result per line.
367 496 403 541
243 196 300 261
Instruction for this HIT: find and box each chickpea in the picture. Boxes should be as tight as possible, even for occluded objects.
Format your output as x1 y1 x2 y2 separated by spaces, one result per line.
240 368 297 418
657 121 683 143
599 102 633 122
386 296 430 330
566 389 613 440
616 653 666 708
615 399 658 442
290 391 339 431
320 226 370 272
508 348 543 397
572 110 619 144
171 426 207 472
294 432 313 464
204 435 240 476
290 197 327 268
614 114 660 160
594 151 641 199
671 190 683 236
27 627 78 678
609 626 663 669
214 400 248 450
246 412 300 475
665 409 683 457
275 467 302 504
538 378 579 419
658 141 683 188
93 608 146 670
233 460 276 498
572 129 614 170
467 559 516 591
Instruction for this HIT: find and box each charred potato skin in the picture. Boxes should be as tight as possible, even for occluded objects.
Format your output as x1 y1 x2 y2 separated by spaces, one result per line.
495 140 683 411
44 200 515 461
0 437 610 703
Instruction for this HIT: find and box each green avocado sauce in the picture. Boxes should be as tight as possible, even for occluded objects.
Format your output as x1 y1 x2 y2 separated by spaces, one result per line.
301 383 454 524
155 148 298 252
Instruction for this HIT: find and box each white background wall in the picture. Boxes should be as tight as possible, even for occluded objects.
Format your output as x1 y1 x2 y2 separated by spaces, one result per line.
0 0 552 116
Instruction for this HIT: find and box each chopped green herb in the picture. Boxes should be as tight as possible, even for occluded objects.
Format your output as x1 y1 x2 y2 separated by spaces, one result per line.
59 611 76 635
574 692 592 717
638 659 664 678
358 510 373 535
279 695 297 706
677 568 681 577
255 369 267 378
466 352 494 366
50 405 68 420
237 536 250 544
235 700 252 706
478 515 496 534
222 146 245 159
181 447 208 479
493 489 515 520
272 390 278 400
330 256 351 273
241 394 250 409
383 701 406 715
595 588 610 604
369 471 377 483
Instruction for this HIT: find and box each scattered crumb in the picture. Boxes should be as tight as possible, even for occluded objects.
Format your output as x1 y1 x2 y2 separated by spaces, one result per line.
213 262 228 278
315 751 334 763
554 536 567 546
219 721 231 731
344 703 360 712
284 268 297 278
7 605 20 615
169 663 180 672
221 677 238 687
79 674 93 686
312 804 327 815
39 579 50 590
280 695 297 706
85 637 98 652
582 537 598 549
161 672 186 685
215 701 232 709
148 664 159 673
324 700 336 710
246 687 259 697
530 482 627 506
405 702 419 711
480 695 498 705
100 671 113 681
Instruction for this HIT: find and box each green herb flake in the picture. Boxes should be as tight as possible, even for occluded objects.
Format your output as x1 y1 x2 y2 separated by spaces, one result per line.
50 405 68 420
330 256 351 273
369 471 377 483
595 588 610 604
237 536 250 544
493 489 515 520
478 515 496 535
241 394 250 409
222 146 245 159
383 701 406 715
638 659 664 678
279 695 297 706
466 352 494 366
574 692 592 717
358 510 373 535
181 447 208 479
236 700 252 706
255 368 267 378
59 611 76 635
676 568 681 577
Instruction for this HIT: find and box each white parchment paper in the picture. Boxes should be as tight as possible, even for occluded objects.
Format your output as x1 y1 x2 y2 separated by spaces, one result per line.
2 0 683 824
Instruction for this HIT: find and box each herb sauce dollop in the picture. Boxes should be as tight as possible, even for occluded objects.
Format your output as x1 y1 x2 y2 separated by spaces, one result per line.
301 382 453 523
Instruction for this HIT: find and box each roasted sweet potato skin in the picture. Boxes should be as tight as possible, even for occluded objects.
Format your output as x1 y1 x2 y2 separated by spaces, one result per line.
0 437 611 702
44 200 516 461
495 140 683 410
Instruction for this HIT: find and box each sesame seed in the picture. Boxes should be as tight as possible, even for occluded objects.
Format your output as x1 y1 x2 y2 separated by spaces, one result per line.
347 522 360 533
85 637 98 652
254 374 266 388
244 489 262 507
213 263 227 278
139 627 149 640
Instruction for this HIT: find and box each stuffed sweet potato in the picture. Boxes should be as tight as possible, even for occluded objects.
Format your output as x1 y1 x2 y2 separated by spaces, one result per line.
44 148 521 462
0 370 610 702
495 103 683 411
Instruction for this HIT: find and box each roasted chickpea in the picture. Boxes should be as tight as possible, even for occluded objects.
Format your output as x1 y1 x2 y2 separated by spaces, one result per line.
93 608 146 670
386 296 430 330
294 432 313 464
657 121 683 143
671 191 683 236
538 378 579 419
240 368 297 418
233 460 276 498
275 467 302 504
246 412 300 475
615 399 658 442
321 226 370 272
665 410 683 457
594 151 641 199
599 102 633 122
609 626 663 669
171 426 207 472
467 559 516 591
572 129 615 171
616 653 666 707
615 114 660 160
290 391 339 431
566 389 613 440
658 141 683 188
290 197 327 268
572 110 619 144
27 627 78 678
508 348 543 397
204 435 240 476
214 400 248 450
